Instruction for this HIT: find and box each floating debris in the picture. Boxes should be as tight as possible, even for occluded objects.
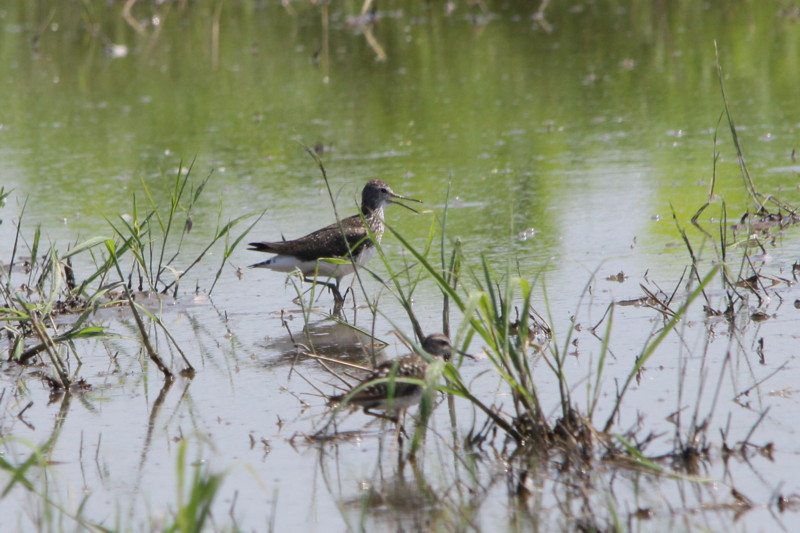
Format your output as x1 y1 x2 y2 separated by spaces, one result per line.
606 271 628 283
105 44 129 59
516 228 536 241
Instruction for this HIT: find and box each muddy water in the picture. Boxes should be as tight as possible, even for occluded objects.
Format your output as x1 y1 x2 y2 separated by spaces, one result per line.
2 2 800 531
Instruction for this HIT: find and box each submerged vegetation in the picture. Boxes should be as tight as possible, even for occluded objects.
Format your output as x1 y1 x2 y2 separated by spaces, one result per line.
1 165 260 384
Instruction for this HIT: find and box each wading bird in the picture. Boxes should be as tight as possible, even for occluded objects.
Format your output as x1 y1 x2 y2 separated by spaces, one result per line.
328 333 457 422
249 180 419 305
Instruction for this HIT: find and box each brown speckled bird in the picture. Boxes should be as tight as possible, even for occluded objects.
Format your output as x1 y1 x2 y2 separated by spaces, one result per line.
328 334 455 421
248 180 419 298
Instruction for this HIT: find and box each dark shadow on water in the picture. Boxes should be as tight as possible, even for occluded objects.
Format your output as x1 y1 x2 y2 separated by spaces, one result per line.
261 318 385 370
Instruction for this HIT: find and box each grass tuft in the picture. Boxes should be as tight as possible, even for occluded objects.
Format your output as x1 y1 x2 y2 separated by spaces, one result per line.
1 163 260 382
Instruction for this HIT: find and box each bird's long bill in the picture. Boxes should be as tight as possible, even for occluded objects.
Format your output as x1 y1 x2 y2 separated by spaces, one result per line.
456 349 476 360
389 192 422 213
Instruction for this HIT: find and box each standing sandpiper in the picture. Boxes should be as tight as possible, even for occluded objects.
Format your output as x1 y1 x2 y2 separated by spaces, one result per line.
248 180 419 303
328 333 456 421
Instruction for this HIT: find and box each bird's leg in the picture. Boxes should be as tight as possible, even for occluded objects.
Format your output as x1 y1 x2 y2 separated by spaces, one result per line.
364 408 411 443
397 409 410 440
331 280 345 317
300 276 345 316
332 297 344 317
302 277 338 293
302 277 344 304
397 427 406 470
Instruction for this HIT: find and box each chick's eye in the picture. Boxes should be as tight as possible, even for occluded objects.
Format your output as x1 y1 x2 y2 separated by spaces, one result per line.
381 188 388 193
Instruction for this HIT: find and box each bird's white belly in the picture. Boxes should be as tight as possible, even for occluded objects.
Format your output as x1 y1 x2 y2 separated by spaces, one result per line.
355 244 377 266
372 388 423 413
254 254 357 281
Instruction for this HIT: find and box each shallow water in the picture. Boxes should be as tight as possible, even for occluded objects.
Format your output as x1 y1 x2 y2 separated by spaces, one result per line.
2 1 800 531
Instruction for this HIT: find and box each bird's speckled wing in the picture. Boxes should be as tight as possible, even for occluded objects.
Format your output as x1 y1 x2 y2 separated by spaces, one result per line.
248 214 370 261
330 354 426 405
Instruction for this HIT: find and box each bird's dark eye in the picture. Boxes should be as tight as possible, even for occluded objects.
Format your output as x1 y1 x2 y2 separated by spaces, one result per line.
381 188 388 193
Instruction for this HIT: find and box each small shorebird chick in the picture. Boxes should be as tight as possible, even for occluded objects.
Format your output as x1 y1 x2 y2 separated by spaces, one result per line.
328 333 455 422
248 180 419 303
